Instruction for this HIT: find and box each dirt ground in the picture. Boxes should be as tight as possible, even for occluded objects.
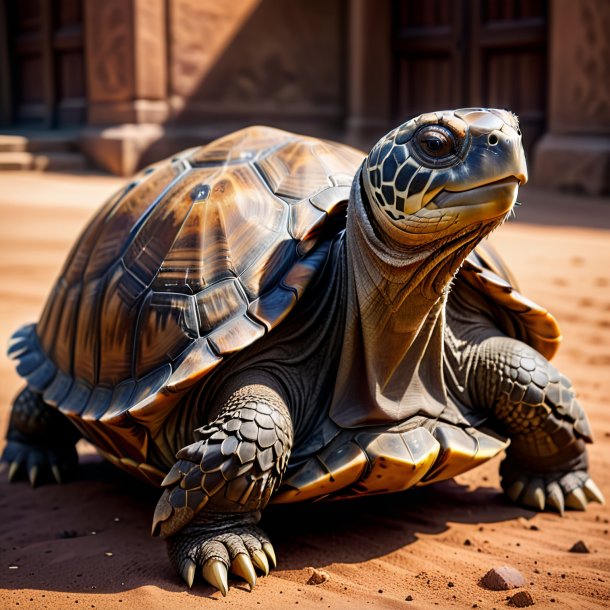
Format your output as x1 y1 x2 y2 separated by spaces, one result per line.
0 171 609 610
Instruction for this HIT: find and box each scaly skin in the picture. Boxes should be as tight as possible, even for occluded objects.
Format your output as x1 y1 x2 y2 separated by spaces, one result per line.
1 387 80 486
152 382 292 593
445 308 604 514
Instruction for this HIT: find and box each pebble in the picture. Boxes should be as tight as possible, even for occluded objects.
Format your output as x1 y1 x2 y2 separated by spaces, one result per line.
104 552 113 557
508 591 535 607
481 566 526 591
405 595 413 601
569 540 590 553
306 568 330 585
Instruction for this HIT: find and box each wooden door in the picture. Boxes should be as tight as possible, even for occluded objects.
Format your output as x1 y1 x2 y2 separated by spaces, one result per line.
392 0 548 159
1 0 85 127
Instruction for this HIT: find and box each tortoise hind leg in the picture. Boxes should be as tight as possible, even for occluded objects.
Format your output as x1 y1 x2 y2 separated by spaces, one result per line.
1 386 81 486
152 378 293 594
468 335 604 514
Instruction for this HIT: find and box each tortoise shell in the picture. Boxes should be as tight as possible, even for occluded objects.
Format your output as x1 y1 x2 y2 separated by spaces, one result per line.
8 127 364 464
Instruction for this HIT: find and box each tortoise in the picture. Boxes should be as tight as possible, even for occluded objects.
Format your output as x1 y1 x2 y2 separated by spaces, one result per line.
3 108 604 595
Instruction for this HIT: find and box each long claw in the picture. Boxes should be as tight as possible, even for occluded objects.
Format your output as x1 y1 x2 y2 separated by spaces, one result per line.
51 464 62 485
522 480 545 511
28 465 39 488
181 559 196 589
202 559 228 596
262 542 277 569
506 480 525 503
546 483 565 516
8 461 20 482
583 479 605 505
565 487 588 511
252 549 270 576
231 553 257 589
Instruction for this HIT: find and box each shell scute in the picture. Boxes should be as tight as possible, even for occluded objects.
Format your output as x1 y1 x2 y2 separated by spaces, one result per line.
10 126 364 455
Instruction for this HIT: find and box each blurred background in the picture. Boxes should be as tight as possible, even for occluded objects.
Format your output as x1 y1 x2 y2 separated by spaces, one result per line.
0 0 608 194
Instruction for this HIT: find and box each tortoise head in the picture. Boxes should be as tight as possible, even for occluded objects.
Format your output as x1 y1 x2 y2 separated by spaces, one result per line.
362 108 527 246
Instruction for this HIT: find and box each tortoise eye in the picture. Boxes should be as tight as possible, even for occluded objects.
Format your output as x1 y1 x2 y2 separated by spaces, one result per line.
415 126 455 158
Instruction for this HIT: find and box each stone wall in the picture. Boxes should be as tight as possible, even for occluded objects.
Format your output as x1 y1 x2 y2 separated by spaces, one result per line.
534 0 610 195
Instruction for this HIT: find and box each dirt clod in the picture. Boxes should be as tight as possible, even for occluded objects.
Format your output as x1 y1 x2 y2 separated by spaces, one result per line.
306 568 330 585
508 591 534 607
481 566 526 591
569 540 590 553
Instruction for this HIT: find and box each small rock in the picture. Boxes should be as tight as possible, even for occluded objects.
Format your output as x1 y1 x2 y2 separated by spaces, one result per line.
104 552 113 557
8 565 18 570
306 568 330 586
405 595 413 601
481 566 526 591
508 591 534 607
464 539 472 546
569 540 590 553
447 582 455 588
529 525 539 531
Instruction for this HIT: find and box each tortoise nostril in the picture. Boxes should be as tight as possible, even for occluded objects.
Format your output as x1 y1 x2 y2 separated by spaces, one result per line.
488 134 499 146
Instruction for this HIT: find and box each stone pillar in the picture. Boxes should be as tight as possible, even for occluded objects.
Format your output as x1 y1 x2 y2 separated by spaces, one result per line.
533 0 610 195
80 0 169 175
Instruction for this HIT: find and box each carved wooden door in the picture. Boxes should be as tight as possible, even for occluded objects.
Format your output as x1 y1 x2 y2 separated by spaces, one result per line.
1 0 85 127
392 0 548 158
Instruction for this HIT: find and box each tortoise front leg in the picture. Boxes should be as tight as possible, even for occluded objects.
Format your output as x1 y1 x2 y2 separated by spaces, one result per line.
152 379 293 595
469 335 604 514
1 386 81 486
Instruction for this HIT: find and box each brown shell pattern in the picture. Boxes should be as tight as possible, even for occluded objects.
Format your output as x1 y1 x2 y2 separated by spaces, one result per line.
8 127 365 428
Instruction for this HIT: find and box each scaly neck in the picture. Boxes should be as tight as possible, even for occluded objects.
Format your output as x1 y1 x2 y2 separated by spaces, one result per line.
330 173 490 427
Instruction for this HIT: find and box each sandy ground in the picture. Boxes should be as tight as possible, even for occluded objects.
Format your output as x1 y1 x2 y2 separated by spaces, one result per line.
0 171 609 610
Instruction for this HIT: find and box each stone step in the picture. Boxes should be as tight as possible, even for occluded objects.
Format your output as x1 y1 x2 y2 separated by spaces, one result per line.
0 151 89 171
33 152 89 171
0 135 28 153
0 151 35 169
0 132 78 153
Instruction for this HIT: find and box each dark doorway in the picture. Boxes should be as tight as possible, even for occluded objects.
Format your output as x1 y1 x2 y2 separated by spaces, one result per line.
1 0 86 127
392 0 548 159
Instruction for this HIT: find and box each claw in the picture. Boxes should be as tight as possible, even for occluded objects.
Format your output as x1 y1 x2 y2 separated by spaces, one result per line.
546 482 565 516
202 559 228 596
181 558 196 588
8 461 20 482
231 553 257 589
28 465 39 488
583 479 605 505
522 480 545 511
252 549 269 576
506 480 525 503
51 464 62 485
262 542 277 569
565 487 588 511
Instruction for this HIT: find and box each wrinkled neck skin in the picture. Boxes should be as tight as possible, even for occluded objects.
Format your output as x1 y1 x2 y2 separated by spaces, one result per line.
329 171 501 428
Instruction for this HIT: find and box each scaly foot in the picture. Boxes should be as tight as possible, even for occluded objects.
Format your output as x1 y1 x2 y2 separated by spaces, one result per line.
1 434 78 487
165 510 276 595
501 457 604 515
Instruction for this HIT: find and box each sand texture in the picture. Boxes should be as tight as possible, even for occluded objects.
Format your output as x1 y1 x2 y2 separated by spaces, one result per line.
0 172 609 609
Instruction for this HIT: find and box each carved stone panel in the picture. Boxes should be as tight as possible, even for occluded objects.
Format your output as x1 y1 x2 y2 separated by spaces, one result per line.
84 0 135 103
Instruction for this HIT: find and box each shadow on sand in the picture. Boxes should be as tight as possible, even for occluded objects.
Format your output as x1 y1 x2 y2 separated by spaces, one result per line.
0 454 534 599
